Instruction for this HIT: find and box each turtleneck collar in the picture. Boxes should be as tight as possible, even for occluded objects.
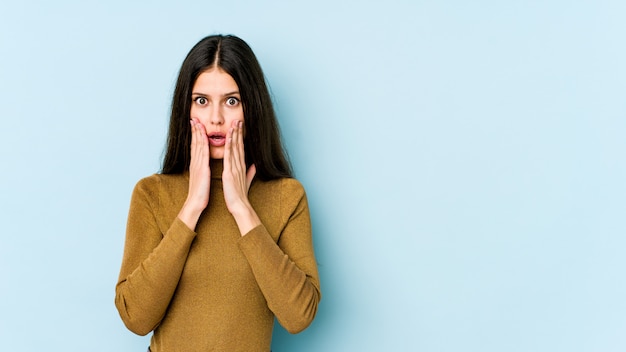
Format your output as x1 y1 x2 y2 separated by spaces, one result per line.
182 159 223 179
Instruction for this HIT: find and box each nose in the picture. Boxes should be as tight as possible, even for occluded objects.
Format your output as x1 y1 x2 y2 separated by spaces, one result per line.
208 105 224 125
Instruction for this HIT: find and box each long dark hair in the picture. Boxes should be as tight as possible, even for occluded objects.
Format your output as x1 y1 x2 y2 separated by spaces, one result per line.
161 34 293 180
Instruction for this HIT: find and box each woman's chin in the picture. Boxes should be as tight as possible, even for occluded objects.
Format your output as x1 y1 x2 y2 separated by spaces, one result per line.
210 150 224 160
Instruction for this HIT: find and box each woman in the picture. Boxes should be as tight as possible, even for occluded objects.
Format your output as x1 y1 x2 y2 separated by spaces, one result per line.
115 34 321 351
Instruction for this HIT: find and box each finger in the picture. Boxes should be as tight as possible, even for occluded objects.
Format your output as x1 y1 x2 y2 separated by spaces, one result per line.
224 123 233 162
236 121 245 162
233 120 245 167
246 164 256 189
190 119 197 149
190 120 200 166
229 121 243 175
190 119 210 178
192 119 203 149
196 119 210 160
231 120 243 170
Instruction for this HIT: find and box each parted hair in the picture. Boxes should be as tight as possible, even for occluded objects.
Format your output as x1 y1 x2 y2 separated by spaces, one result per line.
161 34 293 180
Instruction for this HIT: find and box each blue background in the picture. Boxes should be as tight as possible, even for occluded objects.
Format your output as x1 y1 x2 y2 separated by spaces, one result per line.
1 1 625 351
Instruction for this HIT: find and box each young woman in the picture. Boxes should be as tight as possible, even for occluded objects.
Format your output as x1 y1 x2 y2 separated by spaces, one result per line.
115 34 321 351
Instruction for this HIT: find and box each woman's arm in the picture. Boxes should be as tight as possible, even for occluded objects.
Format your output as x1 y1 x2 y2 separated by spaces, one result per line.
238 181 321 333
222 120 261 235
116 119 211 335
115 178 197 335
178 118 212 229
222 119 320 333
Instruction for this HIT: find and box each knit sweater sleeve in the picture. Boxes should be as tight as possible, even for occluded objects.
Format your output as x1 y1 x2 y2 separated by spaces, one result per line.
238 178 321 334
115 176 197 336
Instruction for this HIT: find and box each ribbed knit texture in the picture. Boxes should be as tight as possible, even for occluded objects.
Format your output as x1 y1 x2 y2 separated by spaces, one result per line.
115 160 321 351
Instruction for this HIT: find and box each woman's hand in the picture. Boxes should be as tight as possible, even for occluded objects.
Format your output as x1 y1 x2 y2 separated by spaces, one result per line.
223 120 261 235
178 118 211 230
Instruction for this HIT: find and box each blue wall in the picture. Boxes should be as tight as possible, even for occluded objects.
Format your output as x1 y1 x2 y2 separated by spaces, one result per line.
1 1 625 351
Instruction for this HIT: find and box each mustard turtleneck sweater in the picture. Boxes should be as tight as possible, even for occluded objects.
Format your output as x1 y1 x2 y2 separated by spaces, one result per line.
115 160 321 351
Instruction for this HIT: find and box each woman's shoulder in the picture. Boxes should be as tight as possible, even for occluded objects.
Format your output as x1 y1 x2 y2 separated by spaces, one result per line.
281 177 306 194
255 177 307 199
133 173 188 194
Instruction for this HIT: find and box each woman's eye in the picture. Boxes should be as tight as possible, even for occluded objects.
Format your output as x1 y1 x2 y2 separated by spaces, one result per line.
194 97 207 105
226 97 240 106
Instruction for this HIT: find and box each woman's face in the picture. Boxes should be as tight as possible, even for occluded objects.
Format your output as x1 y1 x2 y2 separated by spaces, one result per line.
190 67 244 159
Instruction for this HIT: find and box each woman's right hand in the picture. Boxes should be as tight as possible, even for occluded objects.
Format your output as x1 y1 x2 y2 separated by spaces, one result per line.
178 118 211 230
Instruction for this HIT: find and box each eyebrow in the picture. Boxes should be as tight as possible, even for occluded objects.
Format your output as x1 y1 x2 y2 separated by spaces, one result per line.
191 91 240 97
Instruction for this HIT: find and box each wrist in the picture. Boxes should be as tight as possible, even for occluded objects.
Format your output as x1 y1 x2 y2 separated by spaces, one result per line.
178 200 205 230
231 204 261 236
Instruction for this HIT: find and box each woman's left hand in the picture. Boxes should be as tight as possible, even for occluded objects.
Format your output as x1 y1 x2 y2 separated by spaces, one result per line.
223 120 261 235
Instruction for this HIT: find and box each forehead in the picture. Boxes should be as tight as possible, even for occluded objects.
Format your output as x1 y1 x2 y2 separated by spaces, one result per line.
193 68 239 93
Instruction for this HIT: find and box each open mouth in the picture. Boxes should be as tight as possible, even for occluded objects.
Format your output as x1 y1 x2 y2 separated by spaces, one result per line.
208 132 226 147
